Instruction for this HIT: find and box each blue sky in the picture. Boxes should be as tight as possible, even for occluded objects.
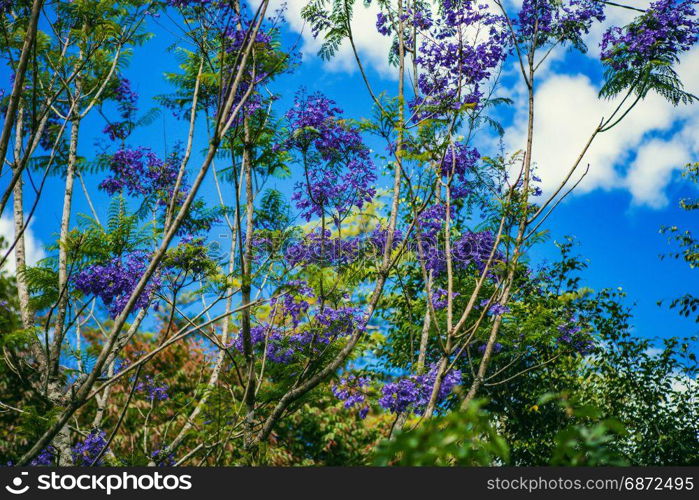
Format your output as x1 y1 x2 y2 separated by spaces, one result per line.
1 0 698 346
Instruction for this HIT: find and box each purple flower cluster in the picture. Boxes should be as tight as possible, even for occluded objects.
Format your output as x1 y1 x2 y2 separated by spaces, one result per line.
72 429 108 466
378 364 461 415
556 319 594 354
151 449 176 466
99 147 179 197
601 0 698 71
73 251 161 319
375 6 434 38
268 280 315 327
285 225 406 268
167 0 212 7
479 299 510 316
222 18 278 118
136 375 169 401
411 1 509 117
307 8 332 38
369 224 404 255
286 92 376 222
332 375 370 419
230 306 364 364
477 342 503 354
452 230 502 273
416 204 450 242
225 21 273 52
531 174 543 196
415 218 502 276
104 77 138 141
516 0 605 43
431 287 460 310
285 229 359 267
441 144 480 199
30 447 55 466
441 143 480 177
376 12 392 36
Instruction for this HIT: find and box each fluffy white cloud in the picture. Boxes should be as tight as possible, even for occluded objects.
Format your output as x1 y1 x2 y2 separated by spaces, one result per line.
625 139 691 208
0 215 45 276
500 1 699 207
268 0 394 76
506 45 699 207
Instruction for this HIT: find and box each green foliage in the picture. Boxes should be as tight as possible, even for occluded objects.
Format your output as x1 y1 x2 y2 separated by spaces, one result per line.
374 400 510 466
486 283 699 466
373 395 631 467
301 0 369 62
541 394 628 466
660 162 699 321
600 55 697 107
255 189 290 231
270 394 386 466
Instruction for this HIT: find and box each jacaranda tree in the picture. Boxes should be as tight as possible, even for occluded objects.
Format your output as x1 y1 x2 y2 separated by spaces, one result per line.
0 0 697 466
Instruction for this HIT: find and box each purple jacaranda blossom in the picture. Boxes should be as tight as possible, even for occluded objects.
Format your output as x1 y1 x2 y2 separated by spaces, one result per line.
167 0 213 7
229 306 364 364
151 449 176 466
441 144 481 199
479 299 510 316
220 17 280 122
440 144 480 177
30 447 55 466
268 280 315 327
431 287 460 310
379 363 461 414
601 0 698 71
517 0 605 43
369 224 404 255
286 91 377 222
452 230 503 273
72 429 108 466
410 1 509 118
72 251 161 319
99 147 179 197
414 214 502 276
103 77 139 141
332 375 370 419
416 204 450 242
285 229 359 267
556 318 595 354
307 7 332 38
477 342 503 354
136 375 169 401
114 77 138 117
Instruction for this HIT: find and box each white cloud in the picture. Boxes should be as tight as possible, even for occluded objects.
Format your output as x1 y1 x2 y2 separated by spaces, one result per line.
269 0 395 76
670 372 697 394
625 139 691 208
644 347 663 357
506 46 699 207
0 215 45 276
